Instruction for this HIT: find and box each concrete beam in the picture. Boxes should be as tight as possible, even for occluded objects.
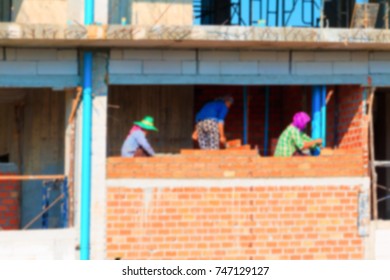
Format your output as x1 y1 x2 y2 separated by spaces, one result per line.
0 75 79 87
109 74 371 86
2 24 390 50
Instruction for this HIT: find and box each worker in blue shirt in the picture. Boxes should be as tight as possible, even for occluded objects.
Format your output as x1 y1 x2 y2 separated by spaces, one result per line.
192 96 234 149
121 116 158 157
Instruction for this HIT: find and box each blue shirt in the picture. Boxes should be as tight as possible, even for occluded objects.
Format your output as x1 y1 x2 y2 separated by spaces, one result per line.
195 101 229 123
121 130 155 157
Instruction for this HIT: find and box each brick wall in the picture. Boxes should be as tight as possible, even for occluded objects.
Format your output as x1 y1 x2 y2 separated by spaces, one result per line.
106 184 365 260
337 86 365 150
0 164 20 230
107 151 365 179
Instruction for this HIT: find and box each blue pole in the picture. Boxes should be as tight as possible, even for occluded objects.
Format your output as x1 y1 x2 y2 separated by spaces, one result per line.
264 87 270 156
80 52 93 260
312 86 321 139
85 0 94 25
80 0 94 260
243 86 248 145
321 85 327 147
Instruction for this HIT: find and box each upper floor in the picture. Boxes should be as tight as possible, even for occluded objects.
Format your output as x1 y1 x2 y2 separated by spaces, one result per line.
1 0 389 29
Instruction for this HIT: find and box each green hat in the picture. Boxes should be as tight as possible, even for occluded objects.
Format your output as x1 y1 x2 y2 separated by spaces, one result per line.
134 116 158 131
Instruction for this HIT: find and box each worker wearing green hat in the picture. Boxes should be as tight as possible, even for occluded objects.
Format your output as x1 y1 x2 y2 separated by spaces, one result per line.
121 116 158 157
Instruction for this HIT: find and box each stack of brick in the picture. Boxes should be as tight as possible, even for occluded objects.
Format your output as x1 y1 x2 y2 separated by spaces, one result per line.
0 164 20 230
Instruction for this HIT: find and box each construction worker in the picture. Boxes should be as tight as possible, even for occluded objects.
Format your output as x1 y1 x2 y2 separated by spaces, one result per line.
274 112 322 157
121 116 158 157
192 96 234 150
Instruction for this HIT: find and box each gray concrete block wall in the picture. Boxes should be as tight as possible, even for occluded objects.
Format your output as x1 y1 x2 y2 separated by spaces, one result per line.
220 62 257 75
0 62 37 75
369 61 390 74
0 48 78 76
199 50 289 76
259 62 289 75
199 61 220 75
333 62 368 75
109 49 390 82
291 51 389 76
144 61 182 74
109 60 142 74
110 49 292 76
293 62 333 75
182 61 197 75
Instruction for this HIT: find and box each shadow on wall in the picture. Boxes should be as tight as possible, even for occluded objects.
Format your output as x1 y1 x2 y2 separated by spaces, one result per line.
333 85 365 150
109 0 193 24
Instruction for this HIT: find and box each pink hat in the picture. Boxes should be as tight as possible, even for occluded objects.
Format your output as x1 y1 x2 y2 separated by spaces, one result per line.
292 112 311 131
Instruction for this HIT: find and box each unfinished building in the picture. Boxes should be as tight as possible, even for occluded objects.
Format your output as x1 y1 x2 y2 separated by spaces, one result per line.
1 0 390 260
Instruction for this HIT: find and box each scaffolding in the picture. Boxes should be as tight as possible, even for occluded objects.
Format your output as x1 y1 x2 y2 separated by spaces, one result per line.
194 0 321 27
194 0 390 28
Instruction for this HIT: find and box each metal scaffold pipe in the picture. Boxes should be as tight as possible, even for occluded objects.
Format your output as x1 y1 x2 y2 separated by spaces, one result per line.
80 0 94 261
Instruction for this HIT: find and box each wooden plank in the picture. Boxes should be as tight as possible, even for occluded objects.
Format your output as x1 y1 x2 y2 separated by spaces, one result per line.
368 88 377 220
68 87 82 125
351 3 379 28
374 161 390 167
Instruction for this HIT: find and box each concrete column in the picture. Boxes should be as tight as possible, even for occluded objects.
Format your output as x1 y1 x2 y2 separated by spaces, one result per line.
74 91 83 256
95 0 109 24
90 52 108 259
64 90 74 177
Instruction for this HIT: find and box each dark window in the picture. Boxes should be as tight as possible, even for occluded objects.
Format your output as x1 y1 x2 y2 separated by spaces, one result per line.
0 154 10 163
0 0 12 22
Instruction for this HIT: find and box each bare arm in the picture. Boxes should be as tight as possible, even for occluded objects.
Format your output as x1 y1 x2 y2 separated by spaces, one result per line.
218 122 226 143
302 138 322 150
192 125 198 141
135 131 155 156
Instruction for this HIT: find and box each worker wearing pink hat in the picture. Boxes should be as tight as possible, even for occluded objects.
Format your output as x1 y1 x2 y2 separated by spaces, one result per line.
274 112 322 157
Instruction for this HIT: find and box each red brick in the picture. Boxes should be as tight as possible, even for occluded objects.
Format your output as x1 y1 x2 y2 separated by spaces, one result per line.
106 185 364 260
